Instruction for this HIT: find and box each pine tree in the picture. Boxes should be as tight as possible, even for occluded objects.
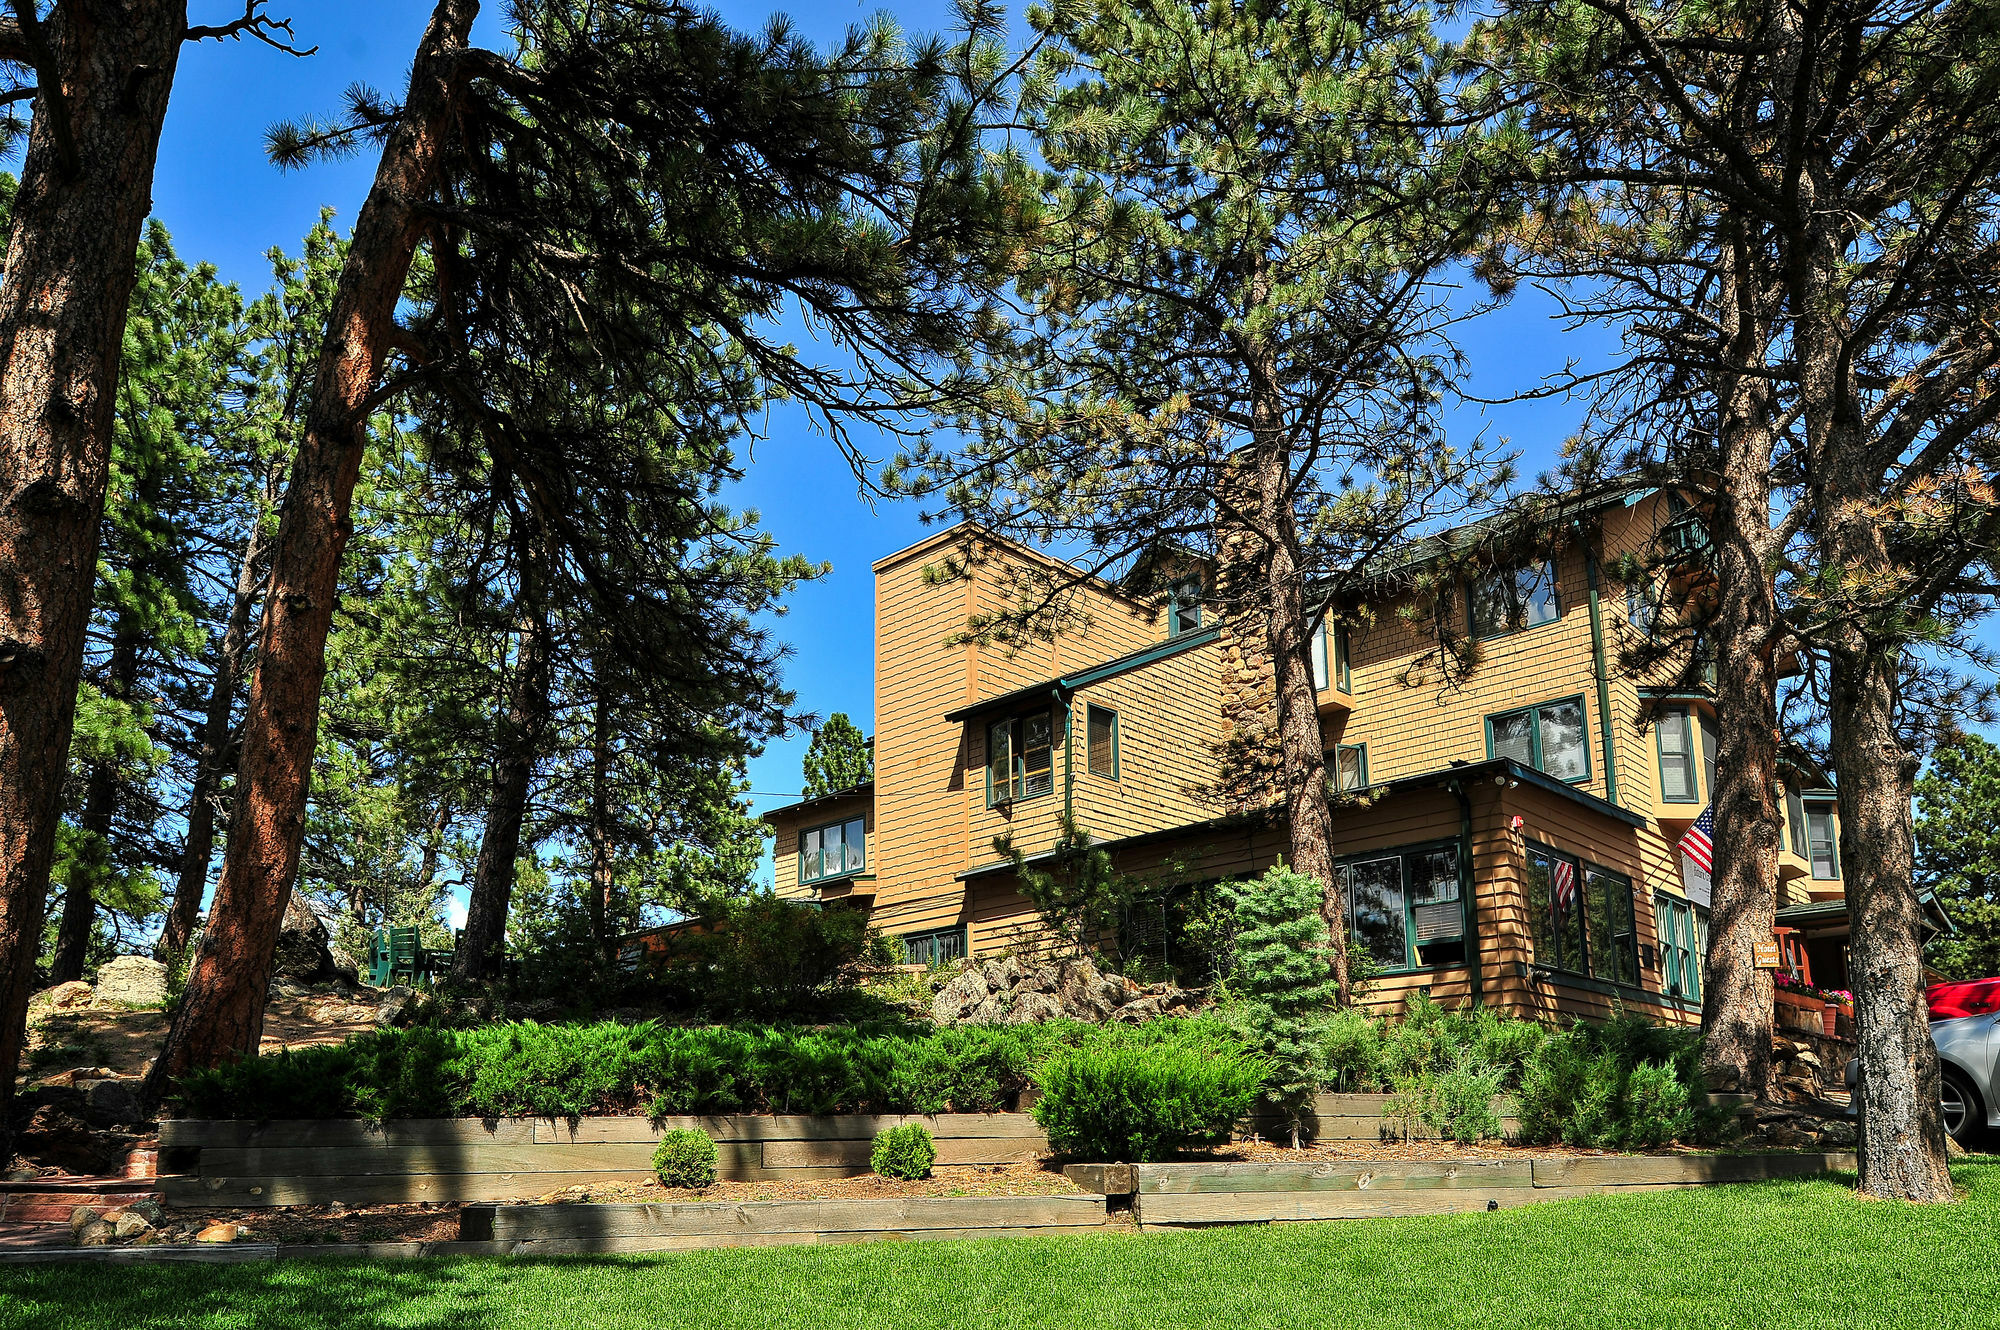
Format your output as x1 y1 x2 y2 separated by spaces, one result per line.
1916 731 2000 983
802 714 873 798
1225 864 1336 1146
895 0 1507 1002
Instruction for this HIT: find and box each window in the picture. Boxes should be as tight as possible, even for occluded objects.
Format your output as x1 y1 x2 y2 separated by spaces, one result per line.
1337 842 1463 972
1657 895 1707 1002
1167 577 1204 636
1487 697 1590 783
1470 562 1560 638
1656 707 1698 802
1585 866 1641 986
1087 705 1118 779
1699 712 1718 798
987 710 1055 806
1312 619 1353 692
1785 786 1808 857
902 925 967 967
1526 842 1636 985
1333 743 1368 792
1806 801 1840 880
1628 581 1660 634
799 816 866 884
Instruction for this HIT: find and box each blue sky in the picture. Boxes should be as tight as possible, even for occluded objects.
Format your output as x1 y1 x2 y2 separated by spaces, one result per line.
155 1 1608 900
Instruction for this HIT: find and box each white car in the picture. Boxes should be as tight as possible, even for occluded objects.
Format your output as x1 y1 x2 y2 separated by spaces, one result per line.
1846 988 2000 1145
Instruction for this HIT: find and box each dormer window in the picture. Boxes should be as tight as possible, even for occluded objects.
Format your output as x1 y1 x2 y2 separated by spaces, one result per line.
1167 576 1205 636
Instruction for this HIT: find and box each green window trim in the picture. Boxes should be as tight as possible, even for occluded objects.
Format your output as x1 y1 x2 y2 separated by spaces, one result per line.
901 924 968 967
1655 706 1699 803
1805 801 1841 881
1524 840 1640 986
1333 743 1368 792
1785 786 1808 857
1485 695 1592 785
798 815 866 885
1312 620 1355 694
1656 893 1707 1003
1468 561 1562 640
1167 576 1205 637
1337 838 1466 975
986 708 1056 808
1336 624 1352 692
1086 703 1119 780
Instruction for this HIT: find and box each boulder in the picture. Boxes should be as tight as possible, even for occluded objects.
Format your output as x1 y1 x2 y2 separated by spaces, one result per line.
273 895 338 983
931 969 991 1025
75 1220 114 1247
1005 991 1065 1024
112 1211 154 1241
375 984 420 1027
930 951 1206 1026
195 1222 243 1244
93 954 168 1007
79 1077 150 1127
68 1206 100 1238
34 980 94 1011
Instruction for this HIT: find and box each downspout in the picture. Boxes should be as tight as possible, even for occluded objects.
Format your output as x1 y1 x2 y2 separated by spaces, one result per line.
1582 535 1621 807
1057 685 1074 825
1447 778 1484 1007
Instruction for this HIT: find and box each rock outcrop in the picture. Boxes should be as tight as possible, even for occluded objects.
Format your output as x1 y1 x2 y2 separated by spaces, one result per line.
93 955 168 1007
273 896 346 985
931 953 1204 1026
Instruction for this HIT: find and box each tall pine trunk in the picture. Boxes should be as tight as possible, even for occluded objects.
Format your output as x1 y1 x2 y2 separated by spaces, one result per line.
1794 241 1953 1202
1696 229 1784 1097
0 1 187 1156
1241 303 1346 1003
146 0 482 1099
454 537 553 982
588 684 616 966
159 512 272 963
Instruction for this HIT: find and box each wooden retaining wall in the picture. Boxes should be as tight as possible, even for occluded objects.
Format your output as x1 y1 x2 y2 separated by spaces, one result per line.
1252 1094 1519 1143
1129 1153 1857 1227
457 1194 1115 1254
158 1113 1048 1208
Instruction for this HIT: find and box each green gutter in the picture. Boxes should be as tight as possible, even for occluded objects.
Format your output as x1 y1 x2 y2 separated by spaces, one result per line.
1583 541 1621 807
1057 684 1074 823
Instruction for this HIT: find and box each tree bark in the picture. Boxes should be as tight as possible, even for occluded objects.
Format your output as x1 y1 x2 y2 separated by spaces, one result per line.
0 0 188 1159
454 535 553 982
1793 223 1954 1202
145 0 482 1100
158 514 272 964
588 682 616 966
1695 223 1784 1098
1240 304 1347 1003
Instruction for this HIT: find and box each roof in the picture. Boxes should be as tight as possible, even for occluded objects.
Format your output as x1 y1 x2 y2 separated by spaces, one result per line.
1776 891 1955 937
941 626 1222 724
759 781 873 822
956 754 1645 879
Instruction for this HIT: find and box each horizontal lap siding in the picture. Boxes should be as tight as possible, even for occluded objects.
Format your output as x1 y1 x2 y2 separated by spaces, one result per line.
872 532 1161 951
770 793 873 902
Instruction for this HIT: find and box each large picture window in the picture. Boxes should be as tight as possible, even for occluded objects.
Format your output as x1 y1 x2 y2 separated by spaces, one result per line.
987 710 1055 806
1487 696 1590 783
1656 706 1698 803
1337 842 1464 973
1657 894 1707 1002
1526 841 1639 986
799 816 866 884
1470 562 1560 638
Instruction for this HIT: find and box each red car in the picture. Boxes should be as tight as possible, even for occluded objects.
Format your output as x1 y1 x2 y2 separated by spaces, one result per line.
1929 978 2000 1021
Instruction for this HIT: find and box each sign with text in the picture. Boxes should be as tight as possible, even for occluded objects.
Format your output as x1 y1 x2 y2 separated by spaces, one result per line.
1753 939 1783 969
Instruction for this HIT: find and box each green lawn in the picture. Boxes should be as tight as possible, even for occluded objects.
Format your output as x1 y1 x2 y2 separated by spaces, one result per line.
6 1161 1998 1330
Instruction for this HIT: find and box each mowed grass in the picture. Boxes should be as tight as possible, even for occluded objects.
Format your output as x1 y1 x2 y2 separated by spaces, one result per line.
6 1161 1999 1330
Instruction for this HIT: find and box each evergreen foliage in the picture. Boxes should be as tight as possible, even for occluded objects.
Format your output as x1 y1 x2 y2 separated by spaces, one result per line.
996 817 1135 957
1031 1040 1268 1163
1222 865 1336 1139
1916 730 2000 981
870 1123 937 1180
803 713 873 799
652 1128 719 1189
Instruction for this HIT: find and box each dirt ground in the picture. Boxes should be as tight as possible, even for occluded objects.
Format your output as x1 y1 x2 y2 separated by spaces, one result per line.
19 986 388 1088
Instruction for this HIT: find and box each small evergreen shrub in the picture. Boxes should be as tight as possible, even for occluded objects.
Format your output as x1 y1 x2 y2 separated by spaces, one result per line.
1384 1045 1506 1144
652 1128 719 1188
1513 1016 1701 1148
1221 866 1336 1141
654 897 892 1017
1317 1006 1385 1092
1032 1041 1267 1162
870 1123 937 1180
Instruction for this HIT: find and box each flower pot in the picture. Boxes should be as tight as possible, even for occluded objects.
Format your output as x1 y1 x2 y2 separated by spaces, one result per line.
1821 1005 1839 1038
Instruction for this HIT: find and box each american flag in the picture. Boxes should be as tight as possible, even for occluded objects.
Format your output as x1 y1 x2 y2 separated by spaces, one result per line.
1680 806 1715 874
1552 857 1576 911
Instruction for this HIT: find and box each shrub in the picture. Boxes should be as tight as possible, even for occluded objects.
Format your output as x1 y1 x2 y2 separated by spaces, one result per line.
1317 1007 1385 1092
652 1128 719 1189
1513 1016 1701 1148
1384 1045 1506 1144
172 1044 357 1120
1032 1041 1267 1162
870 1123 937 1180
655 897 889 1016
1222 866 1336 1141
